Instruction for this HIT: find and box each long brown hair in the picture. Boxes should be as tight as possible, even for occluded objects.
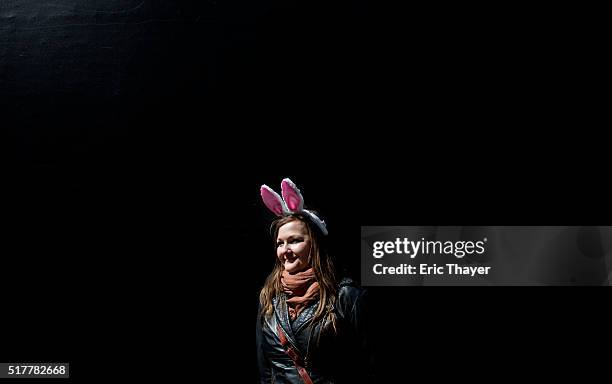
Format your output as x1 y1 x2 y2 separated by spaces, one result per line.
259 213 337 328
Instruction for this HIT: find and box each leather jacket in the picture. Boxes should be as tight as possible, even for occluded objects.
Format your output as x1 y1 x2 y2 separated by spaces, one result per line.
256 278 373 384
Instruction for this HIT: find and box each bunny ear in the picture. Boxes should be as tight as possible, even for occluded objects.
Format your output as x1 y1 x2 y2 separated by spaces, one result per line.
281 178 304 212
260 185 287 216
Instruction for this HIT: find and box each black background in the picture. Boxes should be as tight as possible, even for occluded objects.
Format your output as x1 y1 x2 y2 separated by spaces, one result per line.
3 1 607 382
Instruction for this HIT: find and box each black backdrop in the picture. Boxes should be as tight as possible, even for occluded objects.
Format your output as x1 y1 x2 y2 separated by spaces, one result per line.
3 1 608 382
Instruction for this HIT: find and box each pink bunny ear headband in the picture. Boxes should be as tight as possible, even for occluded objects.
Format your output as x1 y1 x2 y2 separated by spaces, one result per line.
260 178 328 236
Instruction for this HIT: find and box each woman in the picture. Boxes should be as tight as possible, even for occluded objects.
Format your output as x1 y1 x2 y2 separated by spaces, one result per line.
256 178 373 384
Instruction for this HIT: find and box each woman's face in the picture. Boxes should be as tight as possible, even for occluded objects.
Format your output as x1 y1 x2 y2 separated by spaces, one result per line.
276 220 312 274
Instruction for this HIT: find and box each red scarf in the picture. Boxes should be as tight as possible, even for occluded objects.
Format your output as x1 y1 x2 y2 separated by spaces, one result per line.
281 268 320 320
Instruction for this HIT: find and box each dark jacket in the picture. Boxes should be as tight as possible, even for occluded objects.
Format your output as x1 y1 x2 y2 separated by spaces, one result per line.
256 278 373 384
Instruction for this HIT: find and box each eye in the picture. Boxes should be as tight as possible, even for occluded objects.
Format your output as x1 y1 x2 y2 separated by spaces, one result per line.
290 238 303 244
